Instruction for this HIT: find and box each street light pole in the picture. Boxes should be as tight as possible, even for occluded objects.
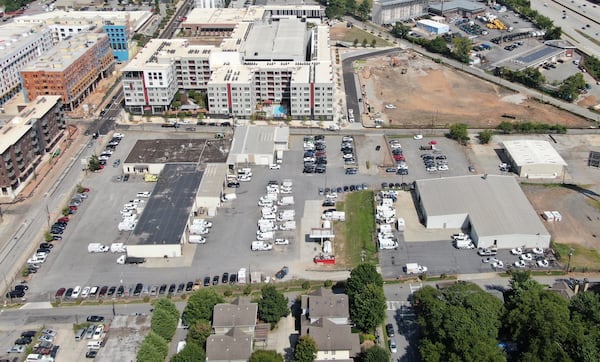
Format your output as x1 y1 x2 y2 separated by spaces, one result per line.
566 248 574 273
112 298 116 317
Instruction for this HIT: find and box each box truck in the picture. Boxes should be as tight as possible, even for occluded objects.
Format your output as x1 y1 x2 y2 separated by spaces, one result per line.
454 238 475 249
405 263 428 274
88 243 109 253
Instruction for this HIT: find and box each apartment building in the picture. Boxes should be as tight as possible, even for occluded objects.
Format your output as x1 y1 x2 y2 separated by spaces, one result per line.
20 33 114 111
194 0 226 8
0 24 54 107
123 7 334 120
0 96 64 202
15 10 152 62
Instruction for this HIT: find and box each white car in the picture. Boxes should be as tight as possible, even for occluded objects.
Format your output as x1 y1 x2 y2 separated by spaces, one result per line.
482 257 500 264
41 329 57 337
413 134 423 140
390 143 402 149
81 286 91 298
511 247 523 255
537 259 549 268
385 104 396 109
426 166 437 172
280 188 293 194
38 334 54 343
520 253 533 261
269 164 280 170
137 191 151 198
189 236 206 244
532 247 544 255
239 175 252 182
492 261 504 269
514 260 527 268
113 133 124 139
274 238 290 245
71 286 81 298
438 165 449 171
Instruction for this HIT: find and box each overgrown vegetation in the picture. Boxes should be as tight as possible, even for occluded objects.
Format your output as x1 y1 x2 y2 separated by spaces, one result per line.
346 264 386 333
448 123 470 144
344 191 376 264
496 121 567 134
0 0 32 12
553 242 600 272
319 0 371 21
494 66 546 88
555 73 587 102
584 55 600 79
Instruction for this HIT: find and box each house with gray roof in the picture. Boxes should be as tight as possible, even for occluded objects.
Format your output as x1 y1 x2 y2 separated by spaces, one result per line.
212 297 258 335
301 287 350 325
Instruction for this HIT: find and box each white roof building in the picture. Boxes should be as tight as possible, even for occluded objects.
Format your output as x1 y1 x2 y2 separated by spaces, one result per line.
503 140 567 178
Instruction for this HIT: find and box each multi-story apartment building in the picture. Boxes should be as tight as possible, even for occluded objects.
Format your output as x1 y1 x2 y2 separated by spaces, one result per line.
194 0 226 8
123 7 334 120
20 33 114 111
15 10 152 62
0 96 64 202
0 24 54 107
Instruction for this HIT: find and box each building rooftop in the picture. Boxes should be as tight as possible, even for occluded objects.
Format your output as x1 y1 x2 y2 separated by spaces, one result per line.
301 318 360 355
20 32 108 73
230 126 289 157
15 10 152 32
503 140 567 167
243 17 308 62
377 0 427 6
197 163 228 199
123 138 230 165
301 288 349 320
429 0 486 12
185 7 266 25
0 96 62 154
130 164 202 245
122 39 189 70
212 298 258 329
0 23 47 51
416 175 549 238
206 327 253 361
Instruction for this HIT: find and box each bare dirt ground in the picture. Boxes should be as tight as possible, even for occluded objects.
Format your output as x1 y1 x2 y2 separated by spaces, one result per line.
357 53 590 128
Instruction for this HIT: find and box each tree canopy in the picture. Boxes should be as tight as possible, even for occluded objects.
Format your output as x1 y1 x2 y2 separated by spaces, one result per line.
294 335 318 362
151 308 178 341
346 263 383 298
186 319 212 348
137 332 167 362
448 123 470 144
258 285 290 326
182 289 224 326
171 341 205 362
250 350 284 362
361 345 390 362
350 283 387 332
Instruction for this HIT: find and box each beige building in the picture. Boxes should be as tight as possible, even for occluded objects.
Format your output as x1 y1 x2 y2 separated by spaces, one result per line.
503 140 567 179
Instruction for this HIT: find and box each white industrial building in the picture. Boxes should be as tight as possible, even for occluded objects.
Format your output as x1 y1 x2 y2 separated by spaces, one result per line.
195 163 228 217
372 0 428 25
416 19 450 34
123 7 334 120
415 175 550 249
0 24 54 106
227 125 289 166
503 140 567 178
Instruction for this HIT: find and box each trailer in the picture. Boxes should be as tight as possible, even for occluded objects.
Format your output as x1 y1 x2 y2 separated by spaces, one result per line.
116 255 146 264
314 254 336 264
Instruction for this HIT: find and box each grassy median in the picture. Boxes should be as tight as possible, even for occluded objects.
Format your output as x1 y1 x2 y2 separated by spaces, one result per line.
343 191 377 265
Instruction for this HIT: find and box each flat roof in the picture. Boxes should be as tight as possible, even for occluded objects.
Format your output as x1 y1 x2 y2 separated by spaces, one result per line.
15 10 152 32
185 7 266 25
429 0 486 12
0 96 62 154
243 18 307 62
124 138 230 165
21 32 107 73
122 39 188 70
417 175 549 238
230 125 288 156
197 163 228 198
515 45 563 64
0 23 47 47
130 164 202 245
504 140 567 167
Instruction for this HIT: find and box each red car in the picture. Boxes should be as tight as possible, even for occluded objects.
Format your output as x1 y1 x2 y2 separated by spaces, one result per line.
55 288 66 299
69 205 78 210
57 217 69 223
393 155 405 161
82 187 90 193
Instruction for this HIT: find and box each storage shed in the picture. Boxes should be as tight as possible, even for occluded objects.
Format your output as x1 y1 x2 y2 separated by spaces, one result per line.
416 19 450 34
415 175 550 249
503 140 567 178
227 125 289 167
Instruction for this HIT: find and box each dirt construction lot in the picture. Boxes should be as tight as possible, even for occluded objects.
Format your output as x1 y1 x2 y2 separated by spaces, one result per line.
355 51 590 129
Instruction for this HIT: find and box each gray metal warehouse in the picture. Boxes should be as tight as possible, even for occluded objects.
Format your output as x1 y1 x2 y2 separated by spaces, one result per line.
415 175 550 249
126 164 203 258
227 125 289 167
503 140 567 178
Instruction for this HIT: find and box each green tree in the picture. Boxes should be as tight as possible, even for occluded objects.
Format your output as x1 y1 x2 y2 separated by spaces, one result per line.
451 37 472 63
497 121 514 134
345 0 357 15
325 0 346 18
425 37 449 55
392 22 412 38
361 38 368 48
143 332 168 357
293 335 317 362
153 298 179 320
448 123 469 144
182 289 224 326
137 336 165 362
250 350 284 362
557 73 586 102
362 344 390 362
478 130 493 144
258 285 290 326
88 154 101 171
151 308 178 341
353 38 359 47
371 39 377 48
346 263 383 299
350 283 386 332
356 0 371 21
171 342 206 362
187 320 212 347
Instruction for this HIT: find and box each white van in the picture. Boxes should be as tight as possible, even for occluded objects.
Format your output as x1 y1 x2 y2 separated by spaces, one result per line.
87 340 102 350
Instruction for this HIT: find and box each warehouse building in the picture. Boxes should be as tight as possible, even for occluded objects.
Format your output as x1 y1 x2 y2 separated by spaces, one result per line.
503 140 567 178
416 19 450 34
227 125 289 166
127 164 203 258
195 163 228 217
428 0 486 17
415 175 550 249
372 0 428 25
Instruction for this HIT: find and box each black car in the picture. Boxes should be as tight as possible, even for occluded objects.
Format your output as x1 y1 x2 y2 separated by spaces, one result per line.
40 242 54 249
212 276 219 285
107 286 116 296
134 283 143 296
227 182 240 188
275 266 289 280
65 288 74 298
315 166 326 173
86 350 98 358
229 273 237 284
186 281 194 291
303 166 315 174
397 169 409 175
50 345 60 358
349 184 356 191
386 323 395 337
168 284 177 294
116 285 125 297
345 168 358 175
87 315 105 322
159 284 168 295
14 337 32 345
37 248 51 254
51 229 64 235
316 157 327 165
14 284 29 292
314 135 325 141
222 273 229 284
52 235 63 240
6 290 25 299
322 199 335 207
123 175 130 182
177 283 185 293
203 276 211 286
21 331 36 338
343 185 349 192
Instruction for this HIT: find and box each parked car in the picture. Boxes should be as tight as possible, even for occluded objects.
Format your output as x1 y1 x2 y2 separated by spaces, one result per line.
87 315 105 322
386 323 395 337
